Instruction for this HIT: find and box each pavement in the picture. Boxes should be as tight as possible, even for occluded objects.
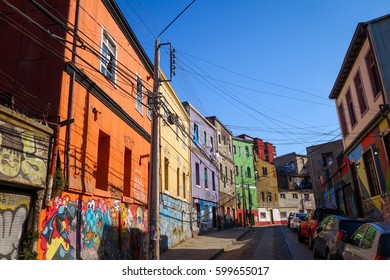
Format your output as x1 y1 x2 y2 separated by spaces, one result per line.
160 226 251 260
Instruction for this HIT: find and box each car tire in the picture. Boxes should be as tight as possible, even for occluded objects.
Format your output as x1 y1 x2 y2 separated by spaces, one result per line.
312 242 319 259
308 233 314 250
297 229 304 243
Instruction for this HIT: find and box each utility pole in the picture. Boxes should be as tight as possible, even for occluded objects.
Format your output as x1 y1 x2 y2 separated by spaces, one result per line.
147 39 161 260
147 0 197 260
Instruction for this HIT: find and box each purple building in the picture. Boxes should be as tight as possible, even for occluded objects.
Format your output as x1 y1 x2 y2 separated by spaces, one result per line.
182 102 219 233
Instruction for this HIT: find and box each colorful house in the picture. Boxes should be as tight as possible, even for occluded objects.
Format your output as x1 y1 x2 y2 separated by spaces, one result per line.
233 135 258 226
0 0 154 259
329 14 390 221
159 81 192 250
183 102 219 233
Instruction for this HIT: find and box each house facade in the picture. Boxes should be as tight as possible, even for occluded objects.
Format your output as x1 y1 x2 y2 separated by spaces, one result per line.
329 14 390 221
1 0 154 259
159 80 192 251
306 140 344 208
206 116 236 227
183 102 219 233
233 135 258 226
274 152 314 223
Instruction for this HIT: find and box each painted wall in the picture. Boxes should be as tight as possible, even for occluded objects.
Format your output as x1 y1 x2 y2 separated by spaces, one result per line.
38 193 148 260
160 194 192 251
0 190 31 260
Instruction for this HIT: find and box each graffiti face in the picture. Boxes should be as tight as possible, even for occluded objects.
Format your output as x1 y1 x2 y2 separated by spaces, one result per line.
0 148 22 177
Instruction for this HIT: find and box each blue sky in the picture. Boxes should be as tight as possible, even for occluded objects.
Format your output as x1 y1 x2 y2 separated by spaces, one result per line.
118 0 390 156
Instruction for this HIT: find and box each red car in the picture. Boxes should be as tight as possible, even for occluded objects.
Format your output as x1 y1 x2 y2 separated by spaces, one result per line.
297 207 345 249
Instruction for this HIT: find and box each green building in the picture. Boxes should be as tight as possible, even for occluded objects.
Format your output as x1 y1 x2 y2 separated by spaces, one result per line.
233 134 258 226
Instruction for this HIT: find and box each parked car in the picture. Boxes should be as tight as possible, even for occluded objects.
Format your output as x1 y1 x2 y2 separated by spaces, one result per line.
290 212 307 232
342 222 390 260
298 207 345 249
312 215 372 259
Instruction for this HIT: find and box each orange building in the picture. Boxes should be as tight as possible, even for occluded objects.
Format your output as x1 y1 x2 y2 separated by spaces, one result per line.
0 0 153 259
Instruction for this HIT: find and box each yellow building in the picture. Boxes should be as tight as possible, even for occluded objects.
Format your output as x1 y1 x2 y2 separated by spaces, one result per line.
255 156 281 225
158 77 192 251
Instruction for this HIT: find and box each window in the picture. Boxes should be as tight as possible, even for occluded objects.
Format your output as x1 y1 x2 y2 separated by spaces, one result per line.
218 132 221 145
346 90 357 127
365 49 382 99
351 226 367 247
210 136 214 152
262 166 268 175
101 30 116 82
322 152 334 168
193 123 199 144
354 70 368 115
280 193 286 199
212 171 216 191
260 192 265 202
233 145 236 154
385 133 390 163
224 166 228 188
204 167 208 188
292 193 298 199
304 194 310 201
96 131 110 191
230 169 233 184
136 75 143 114
234 165 239 176
361 226 377 249
164 158 169 191
182 172 186 199
203 131 207 145
338 102 348 137
363 149 381 197
246 167 251 178
267 192 272 202
222 135 226 145
177 168 180 196
195 162 200 186
245 146 250 157
123 148 132 197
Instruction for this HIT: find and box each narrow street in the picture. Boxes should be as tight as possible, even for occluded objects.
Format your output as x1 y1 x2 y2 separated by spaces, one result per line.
215 225 314 260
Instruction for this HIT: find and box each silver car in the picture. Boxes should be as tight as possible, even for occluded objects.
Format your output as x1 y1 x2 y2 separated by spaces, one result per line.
343 222 390 260
290 212 307 232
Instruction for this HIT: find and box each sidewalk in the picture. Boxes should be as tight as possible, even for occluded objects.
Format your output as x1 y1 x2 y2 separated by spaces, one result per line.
160 227 251 260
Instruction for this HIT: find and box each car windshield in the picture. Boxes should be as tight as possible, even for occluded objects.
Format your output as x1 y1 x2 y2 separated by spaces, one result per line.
296 213 307 220
379 234 390 257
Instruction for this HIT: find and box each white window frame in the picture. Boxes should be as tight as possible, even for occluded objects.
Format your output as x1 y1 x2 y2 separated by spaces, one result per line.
136 74 143 114
100 29 117 83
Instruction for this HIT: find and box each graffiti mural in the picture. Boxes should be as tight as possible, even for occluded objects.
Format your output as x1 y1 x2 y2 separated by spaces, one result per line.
0 191 31 260
160 194 192 251
0 121 49 187
38 194 148 260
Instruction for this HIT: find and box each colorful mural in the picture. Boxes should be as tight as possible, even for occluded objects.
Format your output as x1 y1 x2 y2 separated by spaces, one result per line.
38 193 148 260
0 190 31 260
0 121 50 187
160 194 192 251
